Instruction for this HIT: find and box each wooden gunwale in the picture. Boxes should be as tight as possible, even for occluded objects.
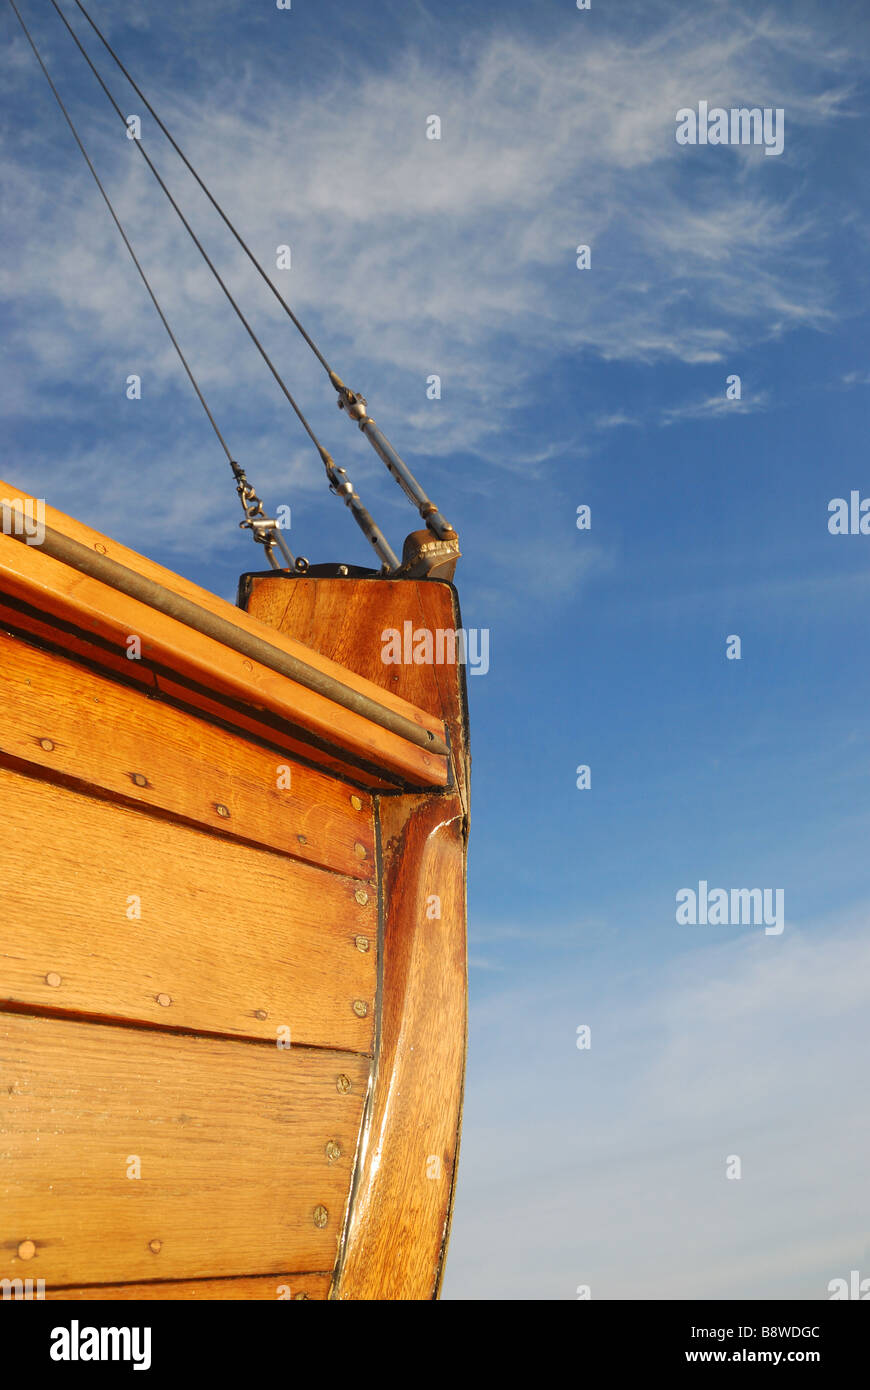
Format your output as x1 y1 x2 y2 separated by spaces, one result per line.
0 480 443 732
0 481 449 789
0 623 376 881
0 535 446 788
7 520 446 756
0 595 408 792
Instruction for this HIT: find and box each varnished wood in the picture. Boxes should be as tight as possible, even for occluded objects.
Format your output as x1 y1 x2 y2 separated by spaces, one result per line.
246 578 469 1300
151 670 403 791
331 793 467 1299
0 765 377 1051
247 578 458 720
0 595 404 790
0 493 469 1300
0 627 374 880
43 1273 331 1300
0 480 444 740
2 1013 371 1287
0 532 446 787
0 493 448 789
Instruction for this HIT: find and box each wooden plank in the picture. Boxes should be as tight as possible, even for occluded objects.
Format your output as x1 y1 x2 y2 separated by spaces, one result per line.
332 793 467 1299
0 598 402 791
151 671 402 792
0 480 448 780
0 627 375 880
245 576 468 805
43 1273 330 1300
0 595 158 691
0 479 444 730
245 577 471 1299
0 534 447 788
1 1013 371 1287
0 765 377 1051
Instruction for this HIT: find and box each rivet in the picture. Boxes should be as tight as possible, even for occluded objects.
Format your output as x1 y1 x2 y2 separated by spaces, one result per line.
325 1140 342 1163
352 999 368 1018
215 804 230 818
242 660 253 672
17 1240 36 1261
156 993 172 1008
254 1009 267 1021
313 1205 328 1228
149 1239 162 1254
350 795 362 811
130 772 148 788
354 936 370 954
354 888 368 906
94 543 107 555
45 972 62 988
39 738 54 752
336 1074 352 1094
353 842 367 860
297 834 307 845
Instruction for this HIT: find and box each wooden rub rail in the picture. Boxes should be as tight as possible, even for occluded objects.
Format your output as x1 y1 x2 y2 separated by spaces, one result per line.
2 524 448 758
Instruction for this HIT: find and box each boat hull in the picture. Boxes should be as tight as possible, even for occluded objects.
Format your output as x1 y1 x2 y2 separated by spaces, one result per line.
0 484 468 1300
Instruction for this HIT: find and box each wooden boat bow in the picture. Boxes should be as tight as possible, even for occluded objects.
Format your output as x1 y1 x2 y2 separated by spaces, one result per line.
0 483 469 1301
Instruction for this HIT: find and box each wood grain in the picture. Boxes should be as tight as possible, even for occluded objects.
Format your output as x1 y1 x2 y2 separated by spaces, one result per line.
0 597 403 791
0 481 448 788
0 626 374 880
246 576 469 808
43 1273 331 1300
244 577 470 1300
1 1013 371 1287
151 670 403 792
0 764 377 1051
0 479 444 731
332 793 467 1299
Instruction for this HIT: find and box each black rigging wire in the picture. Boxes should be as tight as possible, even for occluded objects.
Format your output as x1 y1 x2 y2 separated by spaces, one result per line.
6 0 233 461
64 0 458 557
71 0 336 381
48 0 335 471
49 0 402 572
6 0 295 571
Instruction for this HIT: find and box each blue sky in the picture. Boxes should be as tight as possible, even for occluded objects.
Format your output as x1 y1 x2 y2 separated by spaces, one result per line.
2 0 870 1299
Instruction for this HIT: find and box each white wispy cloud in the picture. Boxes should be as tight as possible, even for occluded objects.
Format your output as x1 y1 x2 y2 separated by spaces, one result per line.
594 411 639 431
660 388 770 424
445 910 870 1299
0 1 858 539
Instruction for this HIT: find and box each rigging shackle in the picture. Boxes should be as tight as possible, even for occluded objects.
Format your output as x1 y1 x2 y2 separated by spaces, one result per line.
320 450 400 572
329 372 459 546
231 461 302 572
